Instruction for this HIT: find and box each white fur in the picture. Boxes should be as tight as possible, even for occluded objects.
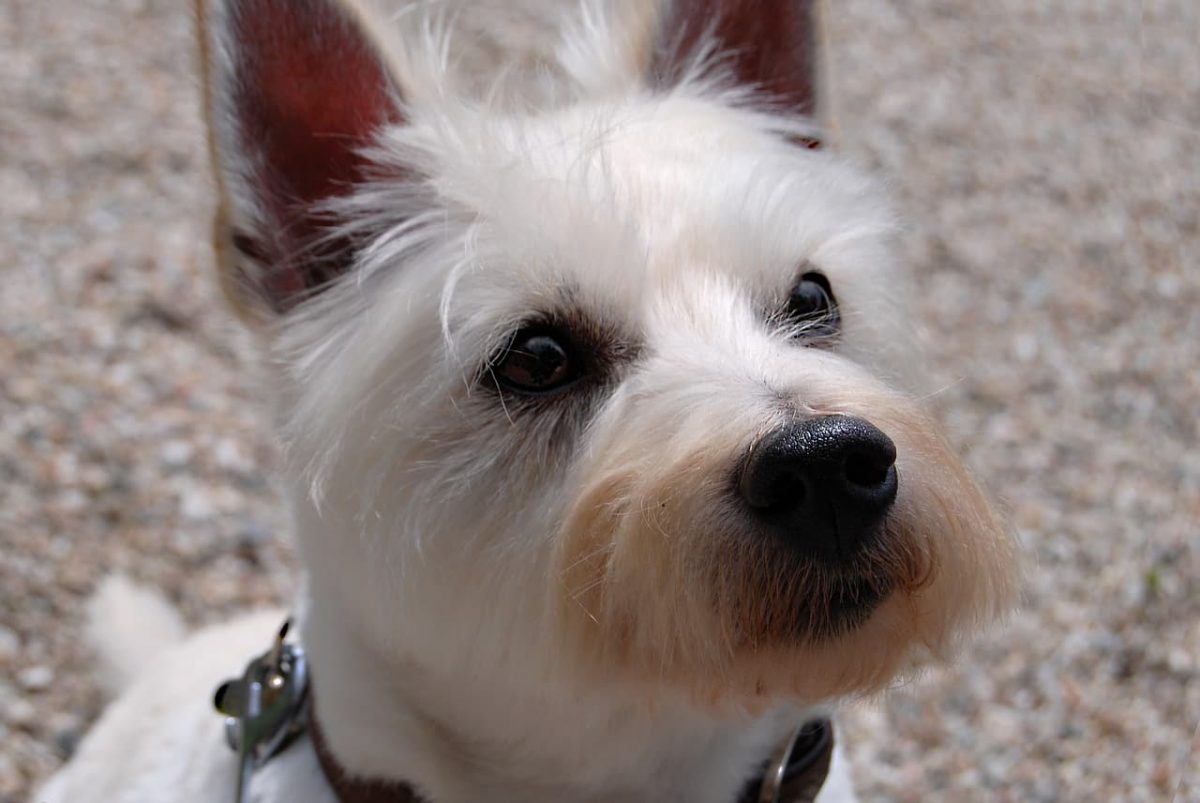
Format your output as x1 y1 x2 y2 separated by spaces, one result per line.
41 1 1017 801
85 574 187 697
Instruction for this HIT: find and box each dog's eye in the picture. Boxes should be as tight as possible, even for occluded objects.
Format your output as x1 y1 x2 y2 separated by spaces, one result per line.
492 326 580 394
785 271 839 339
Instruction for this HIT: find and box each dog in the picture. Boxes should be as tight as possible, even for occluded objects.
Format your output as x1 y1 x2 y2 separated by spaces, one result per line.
38 1 1019 801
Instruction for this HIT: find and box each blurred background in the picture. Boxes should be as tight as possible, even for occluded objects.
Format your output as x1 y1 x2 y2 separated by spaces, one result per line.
1 1 1197 800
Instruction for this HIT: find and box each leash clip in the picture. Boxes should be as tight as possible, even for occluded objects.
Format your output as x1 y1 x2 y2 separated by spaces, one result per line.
213 619 310 803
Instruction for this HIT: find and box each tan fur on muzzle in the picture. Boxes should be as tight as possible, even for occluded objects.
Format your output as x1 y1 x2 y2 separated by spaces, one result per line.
554 373 1018 707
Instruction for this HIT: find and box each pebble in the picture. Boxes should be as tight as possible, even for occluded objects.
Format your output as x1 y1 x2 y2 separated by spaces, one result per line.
180 486 216 521
4 699 36 729
17 668 53 694
159 440 194 469
0 752 20 798
0 626 19 663
214 439 251 472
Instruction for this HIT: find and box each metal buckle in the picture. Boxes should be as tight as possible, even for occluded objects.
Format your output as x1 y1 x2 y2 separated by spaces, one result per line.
757 719 832 803
213 619 310 803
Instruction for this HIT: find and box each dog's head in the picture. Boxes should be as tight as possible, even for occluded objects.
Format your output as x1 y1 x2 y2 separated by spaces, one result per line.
198 0 1018 708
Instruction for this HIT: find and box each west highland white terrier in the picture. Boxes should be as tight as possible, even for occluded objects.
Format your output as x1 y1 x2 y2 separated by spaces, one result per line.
39 1 1018 801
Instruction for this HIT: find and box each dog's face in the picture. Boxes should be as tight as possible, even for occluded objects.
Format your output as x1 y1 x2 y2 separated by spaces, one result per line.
200 0 1018 708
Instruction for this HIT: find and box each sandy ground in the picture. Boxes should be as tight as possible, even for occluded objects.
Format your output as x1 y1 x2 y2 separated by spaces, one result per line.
1 1 1197 801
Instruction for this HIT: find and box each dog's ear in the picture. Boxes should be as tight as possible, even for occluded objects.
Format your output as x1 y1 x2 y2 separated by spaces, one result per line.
196 0 403 318
647 0 827 145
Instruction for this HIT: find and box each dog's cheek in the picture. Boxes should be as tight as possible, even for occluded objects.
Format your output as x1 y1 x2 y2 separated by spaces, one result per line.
882 413 1022 652
553 440 742 683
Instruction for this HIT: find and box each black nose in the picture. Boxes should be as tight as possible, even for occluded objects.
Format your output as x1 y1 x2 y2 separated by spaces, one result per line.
739 416 898 561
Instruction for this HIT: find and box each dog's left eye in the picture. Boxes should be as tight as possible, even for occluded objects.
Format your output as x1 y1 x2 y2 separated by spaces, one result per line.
492 325 581 394
784 271 840 340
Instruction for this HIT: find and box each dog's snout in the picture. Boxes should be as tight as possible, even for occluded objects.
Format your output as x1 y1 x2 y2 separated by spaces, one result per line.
739 416 898 561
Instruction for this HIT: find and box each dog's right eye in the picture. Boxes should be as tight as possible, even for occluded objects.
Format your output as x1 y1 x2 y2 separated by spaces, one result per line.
491 325 581 395
783 271 840 341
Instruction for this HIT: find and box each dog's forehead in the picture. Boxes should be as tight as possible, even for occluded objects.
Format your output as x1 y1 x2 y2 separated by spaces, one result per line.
439 94 892 311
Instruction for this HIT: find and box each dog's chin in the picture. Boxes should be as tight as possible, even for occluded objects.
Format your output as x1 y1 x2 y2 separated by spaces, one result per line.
794 572 894 645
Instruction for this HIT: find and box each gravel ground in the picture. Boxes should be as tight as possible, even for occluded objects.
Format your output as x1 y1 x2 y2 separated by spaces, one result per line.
1 1 1197 801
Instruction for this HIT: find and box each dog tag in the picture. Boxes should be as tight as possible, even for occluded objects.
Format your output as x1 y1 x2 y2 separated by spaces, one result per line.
214 620 309 803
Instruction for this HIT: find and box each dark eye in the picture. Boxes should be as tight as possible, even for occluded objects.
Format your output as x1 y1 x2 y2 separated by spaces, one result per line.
492 325 581 394
785 271 839 340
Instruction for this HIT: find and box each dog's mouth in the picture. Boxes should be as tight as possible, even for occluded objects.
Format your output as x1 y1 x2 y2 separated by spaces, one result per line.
724 518 925 649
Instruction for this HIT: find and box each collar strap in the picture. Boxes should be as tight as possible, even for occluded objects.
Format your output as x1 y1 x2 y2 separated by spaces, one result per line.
309 704 833 803
311 712 421 803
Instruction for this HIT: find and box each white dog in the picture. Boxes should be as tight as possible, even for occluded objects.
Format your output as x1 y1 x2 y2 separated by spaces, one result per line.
39 1 1018 801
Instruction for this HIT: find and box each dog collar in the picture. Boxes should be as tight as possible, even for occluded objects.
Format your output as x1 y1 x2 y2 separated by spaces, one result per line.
310 707 833 803
215 621 834 803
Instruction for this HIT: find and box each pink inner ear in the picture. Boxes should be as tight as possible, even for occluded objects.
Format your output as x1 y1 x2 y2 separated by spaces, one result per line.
230 0 400 304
